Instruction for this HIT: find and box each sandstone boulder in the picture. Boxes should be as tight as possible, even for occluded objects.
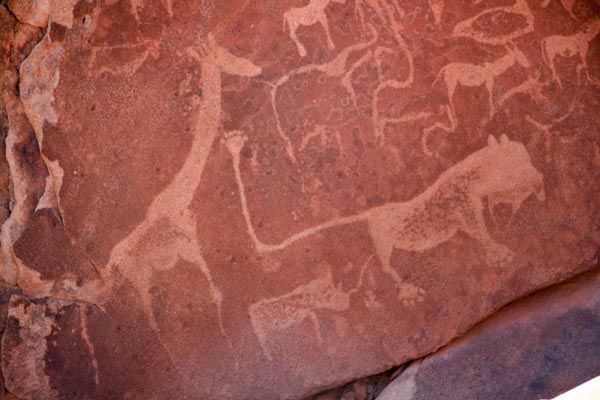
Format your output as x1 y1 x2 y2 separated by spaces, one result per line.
1 0 599 398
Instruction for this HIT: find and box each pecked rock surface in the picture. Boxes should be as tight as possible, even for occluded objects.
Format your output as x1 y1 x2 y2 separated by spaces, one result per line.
0 0 599 399
375 271 600 400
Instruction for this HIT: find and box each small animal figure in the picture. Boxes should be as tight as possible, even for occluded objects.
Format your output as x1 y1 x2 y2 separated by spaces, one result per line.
541 20 600 87
434 44 530 118
283 0 347 57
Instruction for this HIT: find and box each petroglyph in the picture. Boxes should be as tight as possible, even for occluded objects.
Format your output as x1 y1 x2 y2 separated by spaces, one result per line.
495 71 548 112
95 32 262 353
129 0 173 21
372 46 416 140
452 0 535 45
299 124 343 152
227 132 545 303
525 112 571 165
355 0 405 33
353 0 416 141
88 40 160 77
433 44 530 119
267 24 378 162
283 0 347 57
429 0 444 26
376 110 434 148
542 0 578 20
249 260 367 360
541 20 600 88
422 105 457 157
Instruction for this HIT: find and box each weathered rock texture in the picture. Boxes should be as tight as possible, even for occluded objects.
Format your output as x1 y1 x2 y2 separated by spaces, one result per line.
376 271 600 400
0 0 599 399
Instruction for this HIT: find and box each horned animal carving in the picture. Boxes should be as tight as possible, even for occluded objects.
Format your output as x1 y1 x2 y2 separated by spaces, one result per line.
541 20 600 87
226 132 545 305
249 261 367 360
434 45 530 118
283 0 346 57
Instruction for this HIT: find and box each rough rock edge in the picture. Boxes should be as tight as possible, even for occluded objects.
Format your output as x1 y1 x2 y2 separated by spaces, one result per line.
1 295 59 400
0 0 76 297
305 264 600 400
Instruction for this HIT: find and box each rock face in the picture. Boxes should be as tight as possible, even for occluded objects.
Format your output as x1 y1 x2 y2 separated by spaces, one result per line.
376 271 600 400
0 0 599 399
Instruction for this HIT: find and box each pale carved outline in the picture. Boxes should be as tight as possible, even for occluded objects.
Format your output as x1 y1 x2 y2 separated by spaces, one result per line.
226 132 546 312
433 43 530 120
451 0 535 45
540 20 600 88
283 0 348 57
249 258 369 360
93 34 262 366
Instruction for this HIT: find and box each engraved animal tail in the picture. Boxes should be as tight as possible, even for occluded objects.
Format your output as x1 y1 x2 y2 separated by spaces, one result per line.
244 201 367 253
231 147 369 252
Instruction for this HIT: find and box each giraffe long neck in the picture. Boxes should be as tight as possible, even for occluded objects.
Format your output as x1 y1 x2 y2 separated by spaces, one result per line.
150 60 222 215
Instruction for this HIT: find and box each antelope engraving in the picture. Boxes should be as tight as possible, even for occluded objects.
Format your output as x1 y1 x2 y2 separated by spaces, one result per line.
249 261 367 360
541 20 600 88
226 132 546 305
283 0 347 57
433 45 530 119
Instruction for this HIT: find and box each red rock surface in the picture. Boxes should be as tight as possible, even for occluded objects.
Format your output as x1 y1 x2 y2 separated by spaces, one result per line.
0 0 599 399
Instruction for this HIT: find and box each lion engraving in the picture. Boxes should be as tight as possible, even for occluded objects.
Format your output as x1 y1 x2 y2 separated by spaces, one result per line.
226 133 545 304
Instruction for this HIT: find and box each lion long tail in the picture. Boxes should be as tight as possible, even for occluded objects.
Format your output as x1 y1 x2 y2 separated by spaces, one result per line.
254 212 369 253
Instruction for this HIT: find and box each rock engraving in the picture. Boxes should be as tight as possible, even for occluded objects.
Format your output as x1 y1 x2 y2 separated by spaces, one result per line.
541 20 600 87
283 0 347 57
434 44 530 119
100 33 262 346
249 259 367 360
227 132 546 305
